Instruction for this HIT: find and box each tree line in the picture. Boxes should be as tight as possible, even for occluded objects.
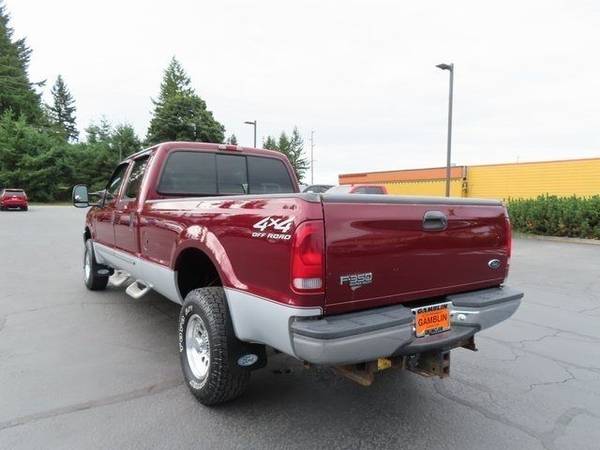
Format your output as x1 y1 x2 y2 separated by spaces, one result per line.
0 2 308 202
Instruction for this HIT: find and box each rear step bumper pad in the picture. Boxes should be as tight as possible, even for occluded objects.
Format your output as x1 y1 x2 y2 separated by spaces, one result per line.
291 286 523 366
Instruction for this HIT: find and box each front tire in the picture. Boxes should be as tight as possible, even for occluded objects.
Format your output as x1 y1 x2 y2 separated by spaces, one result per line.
179 287 250 405
83 239 109 291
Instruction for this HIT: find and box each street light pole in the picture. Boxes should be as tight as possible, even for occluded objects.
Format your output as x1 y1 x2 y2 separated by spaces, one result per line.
310 130 315 184
436 63 454 197
244 120 257 147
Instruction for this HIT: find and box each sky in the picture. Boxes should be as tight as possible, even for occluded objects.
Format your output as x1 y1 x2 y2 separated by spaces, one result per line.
7 0 600 184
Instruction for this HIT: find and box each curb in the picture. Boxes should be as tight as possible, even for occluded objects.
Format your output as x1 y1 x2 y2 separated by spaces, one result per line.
514 232 600 246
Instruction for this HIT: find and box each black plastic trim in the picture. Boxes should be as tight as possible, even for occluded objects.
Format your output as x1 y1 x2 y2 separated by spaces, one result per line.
448 286 524 308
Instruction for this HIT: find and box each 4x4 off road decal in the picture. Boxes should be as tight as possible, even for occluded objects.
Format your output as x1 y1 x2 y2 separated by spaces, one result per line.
252 216 294 240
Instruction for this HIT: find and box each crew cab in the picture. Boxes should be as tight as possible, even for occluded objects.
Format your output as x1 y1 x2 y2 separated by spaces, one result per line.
72 141 523 405
0 188 28 211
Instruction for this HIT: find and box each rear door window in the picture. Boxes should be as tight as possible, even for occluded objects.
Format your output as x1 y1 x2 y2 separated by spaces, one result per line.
158 152 217 195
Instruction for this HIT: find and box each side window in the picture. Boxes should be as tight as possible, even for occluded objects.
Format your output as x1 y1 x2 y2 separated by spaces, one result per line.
124 155 150 199
247 156 294 194
216 154 247 194
106 163 129 198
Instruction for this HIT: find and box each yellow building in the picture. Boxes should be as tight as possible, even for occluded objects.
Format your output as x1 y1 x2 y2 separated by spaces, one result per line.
339 157 600 200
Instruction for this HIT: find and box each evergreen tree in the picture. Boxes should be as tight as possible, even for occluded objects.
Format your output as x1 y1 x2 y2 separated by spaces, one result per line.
146 57 224 144
226 133 238 145
263 135 277 150
48 75 78 141
85 117 112 144
112 123 141 159
263 127 309 181
0 2 42 123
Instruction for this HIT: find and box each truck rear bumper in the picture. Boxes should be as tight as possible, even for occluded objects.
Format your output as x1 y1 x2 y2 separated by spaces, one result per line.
290 286 523 366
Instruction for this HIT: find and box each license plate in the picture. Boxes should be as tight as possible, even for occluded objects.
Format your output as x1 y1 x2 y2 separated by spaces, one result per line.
413 302 451 337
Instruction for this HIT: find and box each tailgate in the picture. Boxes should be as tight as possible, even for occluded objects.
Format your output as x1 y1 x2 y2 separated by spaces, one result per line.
322 194 510 314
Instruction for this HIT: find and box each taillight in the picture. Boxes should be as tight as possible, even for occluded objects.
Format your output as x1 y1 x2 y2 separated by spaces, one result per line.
506 217 512 258
504 210 512 277
291 221 324 292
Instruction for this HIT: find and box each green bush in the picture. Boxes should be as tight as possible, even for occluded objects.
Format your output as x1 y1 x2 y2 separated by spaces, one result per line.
507 195 600 240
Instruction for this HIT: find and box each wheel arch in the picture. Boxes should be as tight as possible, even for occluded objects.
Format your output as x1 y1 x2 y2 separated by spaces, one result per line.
174 247 224 300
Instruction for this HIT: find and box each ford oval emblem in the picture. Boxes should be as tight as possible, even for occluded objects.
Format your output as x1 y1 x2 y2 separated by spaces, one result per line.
488 259 502 270
237 354 259 367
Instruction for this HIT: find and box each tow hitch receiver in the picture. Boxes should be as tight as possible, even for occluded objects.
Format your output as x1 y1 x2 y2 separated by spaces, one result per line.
332 350 453 386
333 357 403 386
330 336 478 386
407 350 451 378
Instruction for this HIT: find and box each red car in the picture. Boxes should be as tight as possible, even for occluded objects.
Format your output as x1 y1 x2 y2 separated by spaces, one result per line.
0 188 28 211
72 141 522 405
327 184 388 194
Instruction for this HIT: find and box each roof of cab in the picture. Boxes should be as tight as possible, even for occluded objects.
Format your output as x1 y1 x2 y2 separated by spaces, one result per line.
123 141 286 164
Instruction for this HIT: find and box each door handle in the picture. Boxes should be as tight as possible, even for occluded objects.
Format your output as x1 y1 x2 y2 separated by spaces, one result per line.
423 210 448 231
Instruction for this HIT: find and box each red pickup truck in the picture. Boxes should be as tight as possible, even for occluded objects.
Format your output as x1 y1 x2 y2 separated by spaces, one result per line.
72 141 523 405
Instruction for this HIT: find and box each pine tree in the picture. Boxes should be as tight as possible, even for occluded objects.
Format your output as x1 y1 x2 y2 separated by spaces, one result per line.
0 2 43 123
263 127 309 181
263 135 277 150
146 57 225 144
85 117 112 144
48 75 78 141
112 123 141 160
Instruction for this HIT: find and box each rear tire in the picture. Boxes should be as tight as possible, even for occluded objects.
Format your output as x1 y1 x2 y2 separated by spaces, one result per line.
84 239 109 291
179 287 250 405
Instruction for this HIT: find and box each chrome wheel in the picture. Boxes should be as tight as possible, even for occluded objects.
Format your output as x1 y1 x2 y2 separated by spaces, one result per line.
84 248 91 282
185 314 211 380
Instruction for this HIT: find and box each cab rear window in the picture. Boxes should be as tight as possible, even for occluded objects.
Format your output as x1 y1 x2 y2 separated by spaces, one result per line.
158 151 294 196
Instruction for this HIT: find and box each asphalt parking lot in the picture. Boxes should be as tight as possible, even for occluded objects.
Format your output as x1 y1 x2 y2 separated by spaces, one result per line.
1 206 599 450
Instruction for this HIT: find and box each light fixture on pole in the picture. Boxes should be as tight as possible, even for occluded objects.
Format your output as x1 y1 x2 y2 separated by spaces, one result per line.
436 63 454 197
244 120 257 148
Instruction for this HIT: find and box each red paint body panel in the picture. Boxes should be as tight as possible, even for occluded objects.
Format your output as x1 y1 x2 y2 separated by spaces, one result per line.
322 201 508 314
85 142 510 316
140 196 324 307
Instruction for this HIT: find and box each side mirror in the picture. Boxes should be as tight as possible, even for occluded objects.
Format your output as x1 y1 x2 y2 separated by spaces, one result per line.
72 184 90 208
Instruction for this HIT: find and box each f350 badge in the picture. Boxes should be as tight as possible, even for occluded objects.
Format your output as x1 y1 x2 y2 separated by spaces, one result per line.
340 272 373 291
252 216 294 240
